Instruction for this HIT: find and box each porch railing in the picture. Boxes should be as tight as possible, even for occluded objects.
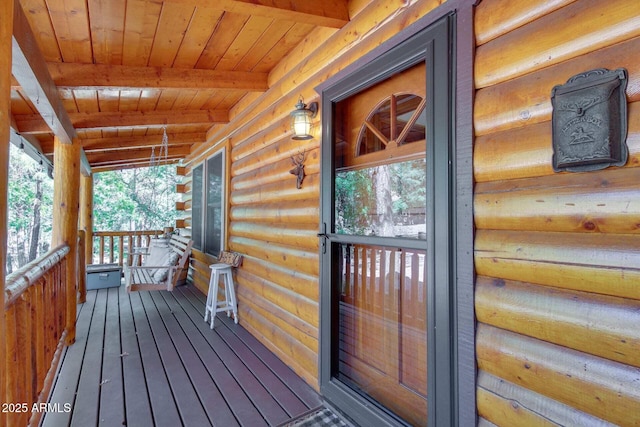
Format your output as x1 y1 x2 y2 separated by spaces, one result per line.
92 230 164 266
4 245 70 427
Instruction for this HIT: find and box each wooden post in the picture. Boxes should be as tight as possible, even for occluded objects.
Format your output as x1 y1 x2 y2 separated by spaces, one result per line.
79 173 93 265
0 0 13 415
52 136 80 345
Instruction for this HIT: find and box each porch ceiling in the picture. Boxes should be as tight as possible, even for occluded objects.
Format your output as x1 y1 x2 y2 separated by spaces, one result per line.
9 0 349 172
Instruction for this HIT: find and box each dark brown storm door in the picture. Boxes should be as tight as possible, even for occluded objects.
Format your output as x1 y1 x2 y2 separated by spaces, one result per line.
319 16 454 427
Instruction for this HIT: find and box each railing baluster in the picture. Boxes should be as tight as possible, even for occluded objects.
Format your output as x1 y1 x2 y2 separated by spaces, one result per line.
119 236 124 267
34 284 45 394
109 235 115 263
99 235 105 264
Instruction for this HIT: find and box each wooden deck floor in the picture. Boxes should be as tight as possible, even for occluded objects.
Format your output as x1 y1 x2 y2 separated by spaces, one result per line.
41 284 322 427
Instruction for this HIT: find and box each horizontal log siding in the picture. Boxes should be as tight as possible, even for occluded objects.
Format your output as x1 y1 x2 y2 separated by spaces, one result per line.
184 0 444 390
474 0 640 425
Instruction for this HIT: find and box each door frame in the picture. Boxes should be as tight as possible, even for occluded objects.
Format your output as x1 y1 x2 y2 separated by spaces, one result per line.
316 2 477 425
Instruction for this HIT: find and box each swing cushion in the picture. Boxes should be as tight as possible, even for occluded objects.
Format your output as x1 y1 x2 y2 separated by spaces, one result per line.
152 251 180 283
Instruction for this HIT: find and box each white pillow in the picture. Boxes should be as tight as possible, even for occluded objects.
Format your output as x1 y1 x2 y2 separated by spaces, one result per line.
153 252 180 283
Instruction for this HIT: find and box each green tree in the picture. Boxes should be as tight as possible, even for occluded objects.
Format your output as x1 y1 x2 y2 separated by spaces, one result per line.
6 145 53 273
93 165 180 232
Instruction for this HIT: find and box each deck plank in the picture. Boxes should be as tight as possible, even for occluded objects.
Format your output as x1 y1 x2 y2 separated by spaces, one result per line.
216 319 309 415
129 291 183 427
180 286 323 410
118 285 155 426
138 291 211 426
146 290 229 425
71 288 108 426
98 287 125 425
173 286 291 426
42 284 322 427
159 290 266 426
41 290 97 427
152 291 243 426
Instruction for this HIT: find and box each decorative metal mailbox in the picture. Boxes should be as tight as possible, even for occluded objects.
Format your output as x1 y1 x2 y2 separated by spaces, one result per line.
551 68 628 172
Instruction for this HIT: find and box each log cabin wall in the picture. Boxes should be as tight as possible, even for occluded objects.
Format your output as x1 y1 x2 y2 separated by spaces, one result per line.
474 0 640 425
183 0 446 389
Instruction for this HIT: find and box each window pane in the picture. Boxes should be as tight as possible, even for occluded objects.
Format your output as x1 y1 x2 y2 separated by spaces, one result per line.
191 164 203 251
205 153 224 256
395 94 426 144
335 159 426 239
358 98 391 155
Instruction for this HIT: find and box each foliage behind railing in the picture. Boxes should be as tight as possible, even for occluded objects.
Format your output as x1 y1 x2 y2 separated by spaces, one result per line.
92 230 165 266
4 245 70 427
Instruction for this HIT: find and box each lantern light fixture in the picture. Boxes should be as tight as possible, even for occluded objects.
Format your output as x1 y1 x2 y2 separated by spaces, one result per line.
290 96 318 140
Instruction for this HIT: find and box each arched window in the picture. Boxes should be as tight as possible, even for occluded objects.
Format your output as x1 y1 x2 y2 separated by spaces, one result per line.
356 93 426 156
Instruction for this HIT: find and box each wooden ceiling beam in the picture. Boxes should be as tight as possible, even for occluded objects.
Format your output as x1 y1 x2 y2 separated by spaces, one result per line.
40 132 204 156
85 145 191 165
80 132 205 152
15 109 228 133
11 1 74 144
47 63 269 91
10 1 91 175
163 0 349 28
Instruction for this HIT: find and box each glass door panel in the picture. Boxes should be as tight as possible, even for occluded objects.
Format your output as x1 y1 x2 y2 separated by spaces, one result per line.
337 243 427 426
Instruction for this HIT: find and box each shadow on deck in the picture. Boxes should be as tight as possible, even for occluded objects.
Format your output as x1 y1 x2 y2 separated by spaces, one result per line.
41 284 323 426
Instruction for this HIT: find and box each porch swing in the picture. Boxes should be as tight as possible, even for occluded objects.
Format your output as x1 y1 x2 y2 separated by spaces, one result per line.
124 128 193 292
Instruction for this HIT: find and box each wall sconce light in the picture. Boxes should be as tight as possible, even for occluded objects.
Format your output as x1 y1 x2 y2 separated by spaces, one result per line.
290 96 318 140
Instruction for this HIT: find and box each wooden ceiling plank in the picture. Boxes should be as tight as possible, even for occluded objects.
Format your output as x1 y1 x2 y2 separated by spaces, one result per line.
149 2 194 68
155 89 180 111
10 113 45 154
9 87 35 114
186 90 218 110
234 20 292 72
115 127 134 138
206 91 244 111
72 89 100 118
173 8 224 69
122 0 162 66
163 0 350 28
45 0 92 63
47 62 269 91
217 15 273 71
101 129 118 138
57 87 79 113
88 0 126 65
138 89 161 110
97 89 121 113
257 22 318 74
118 89 143 112
19 0 63 62
200 91 227 110
172 90 198 110
195 12 249 69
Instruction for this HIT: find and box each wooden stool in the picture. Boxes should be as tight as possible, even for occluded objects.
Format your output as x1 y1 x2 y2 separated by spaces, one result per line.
204 263 238 328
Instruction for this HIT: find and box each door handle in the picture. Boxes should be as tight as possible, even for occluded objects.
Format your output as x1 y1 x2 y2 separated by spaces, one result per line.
318 224 328 253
